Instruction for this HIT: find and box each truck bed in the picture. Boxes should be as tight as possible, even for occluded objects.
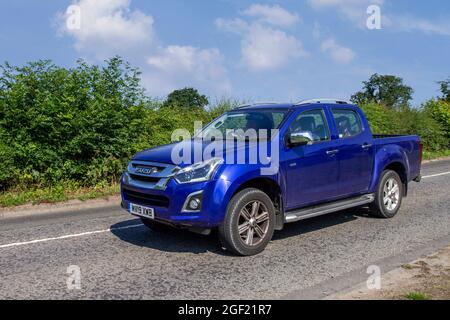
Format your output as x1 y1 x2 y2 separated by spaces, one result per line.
372 133 422 182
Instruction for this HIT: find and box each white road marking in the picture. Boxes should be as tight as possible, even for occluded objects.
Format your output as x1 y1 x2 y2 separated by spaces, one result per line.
422 171 450 179
0 224 144 249
0 170 448 250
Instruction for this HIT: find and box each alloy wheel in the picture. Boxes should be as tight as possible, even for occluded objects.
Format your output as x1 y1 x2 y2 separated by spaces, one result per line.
383 178 400 211
238 200 270 246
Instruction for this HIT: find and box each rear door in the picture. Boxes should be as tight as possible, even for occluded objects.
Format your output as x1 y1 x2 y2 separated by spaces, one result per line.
282 108 340 209
330 108 374 196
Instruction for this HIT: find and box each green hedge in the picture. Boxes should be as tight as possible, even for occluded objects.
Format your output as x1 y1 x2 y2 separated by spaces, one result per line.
360 101 449 151
0 59 448 191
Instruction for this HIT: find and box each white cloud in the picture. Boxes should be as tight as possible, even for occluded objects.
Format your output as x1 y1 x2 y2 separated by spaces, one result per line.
308 0 384 26
216 5 306 71
321 38 356 64
215 18 248 34
58 0 155 60
242 4 300 27
390 15 450 37
241 24 307 71
146 46 231 95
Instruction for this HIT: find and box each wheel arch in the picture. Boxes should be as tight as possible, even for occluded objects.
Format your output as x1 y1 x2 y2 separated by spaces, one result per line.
370 144 411 196
387 161 408 195
379 161 408 196
227 176 284 230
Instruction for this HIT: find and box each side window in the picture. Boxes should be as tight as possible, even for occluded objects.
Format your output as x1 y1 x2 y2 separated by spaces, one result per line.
332 109 363 139
272 112 286 128
288 110 330 142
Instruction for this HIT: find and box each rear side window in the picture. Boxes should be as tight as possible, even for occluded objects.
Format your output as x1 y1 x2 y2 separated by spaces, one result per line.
332 109 363 138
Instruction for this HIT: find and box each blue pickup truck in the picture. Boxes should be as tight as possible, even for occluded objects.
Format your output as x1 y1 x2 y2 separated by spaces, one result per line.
121 99 422 256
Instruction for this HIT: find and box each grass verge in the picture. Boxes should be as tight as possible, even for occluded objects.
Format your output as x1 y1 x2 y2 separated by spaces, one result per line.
405 292 431 300
0 183 119 208
423 149 450 160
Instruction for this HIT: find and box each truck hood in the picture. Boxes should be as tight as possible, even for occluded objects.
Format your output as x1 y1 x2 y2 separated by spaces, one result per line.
132 139 274 167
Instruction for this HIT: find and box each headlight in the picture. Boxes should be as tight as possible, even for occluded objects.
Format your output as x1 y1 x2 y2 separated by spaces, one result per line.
174 158 223 184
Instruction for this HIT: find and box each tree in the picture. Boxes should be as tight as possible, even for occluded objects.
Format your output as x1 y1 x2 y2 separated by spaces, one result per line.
351 74 414 108
438 78 450 102
163 87 209 110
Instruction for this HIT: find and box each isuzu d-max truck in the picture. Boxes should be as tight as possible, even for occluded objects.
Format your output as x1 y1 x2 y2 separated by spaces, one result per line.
121 99 422 256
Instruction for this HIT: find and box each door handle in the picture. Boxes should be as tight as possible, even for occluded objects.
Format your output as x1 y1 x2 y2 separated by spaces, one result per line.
326 150 339 156
362 143 373 150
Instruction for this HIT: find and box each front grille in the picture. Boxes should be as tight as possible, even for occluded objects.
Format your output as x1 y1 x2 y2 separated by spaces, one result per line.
123 188 170 208
129 174 161 184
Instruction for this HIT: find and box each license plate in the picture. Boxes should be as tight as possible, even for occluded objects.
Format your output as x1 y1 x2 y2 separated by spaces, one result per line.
129 203 155 219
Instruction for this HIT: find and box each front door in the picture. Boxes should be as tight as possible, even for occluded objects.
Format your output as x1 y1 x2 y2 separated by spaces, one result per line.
283 109 340 210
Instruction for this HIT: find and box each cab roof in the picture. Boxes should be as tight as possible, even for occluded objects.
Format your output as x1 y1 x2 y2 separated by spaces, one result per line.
237 99 355 111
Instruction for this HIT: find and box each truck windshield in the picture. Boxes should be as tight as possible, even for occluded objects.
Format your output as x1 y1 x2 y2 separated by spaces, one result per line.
197 110 288 141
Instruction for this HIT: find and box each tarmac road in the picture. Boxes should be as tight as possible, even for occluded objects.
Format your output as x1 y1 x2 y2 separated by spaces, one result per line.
0 160 449 299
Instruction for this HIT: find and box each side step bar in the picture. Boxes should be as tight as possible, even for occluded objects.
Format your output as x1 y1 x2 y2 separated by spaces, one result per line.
285 194 375 223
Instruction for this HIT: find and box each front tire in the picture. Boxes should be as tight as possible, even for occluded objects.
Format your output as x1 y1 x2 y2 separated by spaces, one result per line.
218 188 275 256
370 170 403 218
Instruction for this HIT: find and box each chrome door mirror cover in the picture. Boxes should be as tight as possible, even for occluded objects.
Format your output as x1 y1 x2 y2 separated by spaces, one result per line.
288 131 314 147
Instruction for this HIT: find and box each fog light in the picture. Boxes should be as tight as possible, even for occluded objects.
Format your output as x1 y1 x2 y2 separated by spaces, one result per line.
188 198 201 210
183 191 203 212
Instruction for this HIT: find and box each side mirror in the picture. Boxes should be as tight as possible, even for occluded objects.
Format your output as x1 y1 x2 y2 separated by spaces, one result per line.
287 131 314 147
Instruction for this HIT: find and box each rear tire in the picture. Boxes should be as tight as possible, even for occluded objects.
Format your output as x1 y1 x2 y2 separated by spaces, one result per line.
140 218 173 232
218 188 275 256
370 170 403 218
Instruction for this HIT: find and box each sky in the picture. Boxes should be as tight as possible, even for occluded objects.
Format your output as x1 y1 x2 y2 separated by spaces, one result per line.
0 0 449 106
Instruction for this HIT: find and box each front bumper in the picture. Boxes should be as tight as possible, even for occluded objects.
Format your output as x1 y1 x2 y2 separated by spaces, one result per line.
120 174 230 228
